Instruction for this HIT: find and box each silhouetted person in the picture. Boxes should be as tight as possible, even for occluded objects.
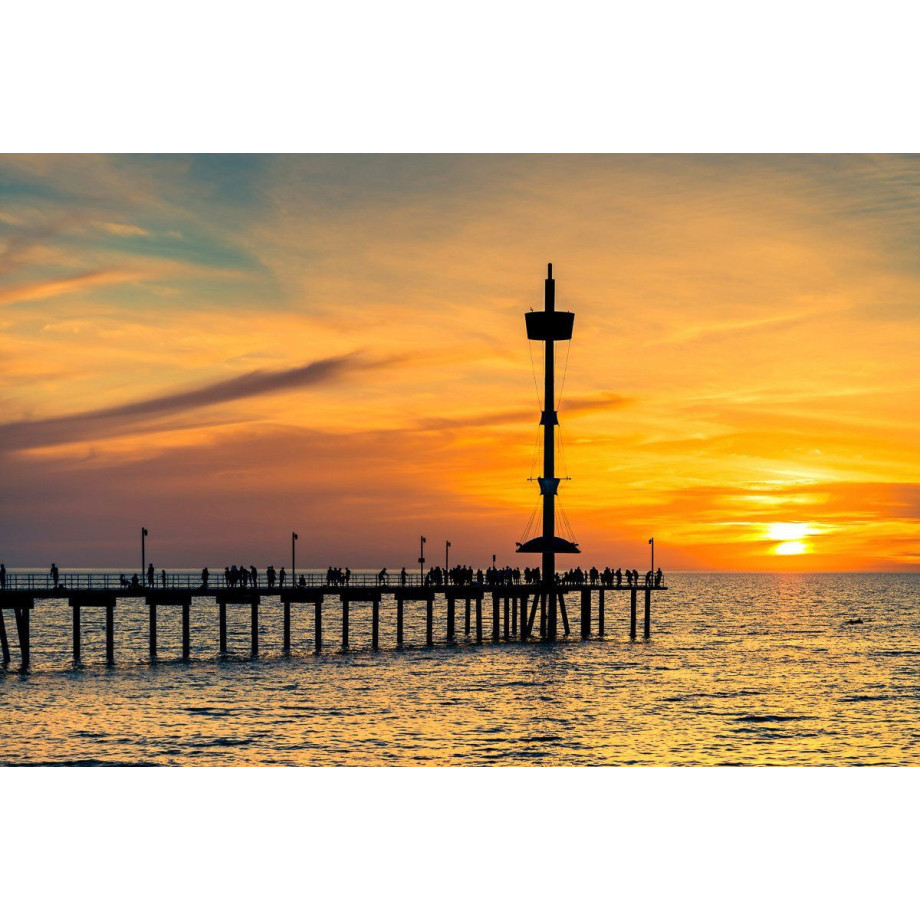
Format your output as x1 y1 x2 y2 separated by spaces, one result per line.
250 565 258 588
655 567 663 587
131 573 140 589
645 570 652 587
161 568 167 588
279 567 286 588
201 567 209 588
50 562 60 588
299 574 306 588
400 566 407 586
147 563 155 587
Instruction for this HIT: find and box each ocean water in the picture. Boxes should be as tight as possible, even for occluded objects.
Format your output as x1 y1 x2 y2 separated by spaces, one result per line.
1 573 918 766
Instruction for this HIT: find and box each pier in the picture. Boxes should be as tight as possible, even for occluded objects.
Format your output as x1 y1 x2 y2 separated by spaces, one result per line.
0 264 668 673
0 577 665 670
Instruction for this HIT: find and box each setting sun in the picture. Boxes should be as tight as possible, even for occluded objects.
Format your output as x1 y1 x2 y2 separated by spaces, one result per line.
775 541 808 555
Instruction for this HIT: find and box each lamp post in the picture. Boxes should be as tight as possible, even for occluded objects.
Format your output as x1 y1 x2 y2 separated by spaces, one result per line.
292 532 299 582
649 537 654 577
419 536 426 582
141 527 148 578
445 540 451 572
492 553 497 571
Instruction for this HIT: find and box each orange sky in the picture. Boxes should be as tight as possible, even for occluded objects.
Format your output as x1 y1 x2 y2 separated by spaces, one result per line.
1 154 918 571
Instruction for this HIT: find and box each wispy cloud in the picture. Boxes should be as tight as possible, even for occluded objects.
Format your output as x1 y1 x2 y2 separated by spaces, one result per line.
0 352 399 451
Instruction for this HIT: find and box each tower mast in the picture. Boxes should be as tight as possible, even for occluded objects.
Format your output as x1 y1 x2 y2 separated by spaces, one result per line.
517 263 579 639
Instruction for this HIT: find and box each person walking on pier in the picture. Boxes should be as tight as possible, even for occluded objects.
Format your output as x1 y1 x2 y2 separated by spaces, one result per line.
201 567 209 588
161 569 167 588
378 567 388 586
250 565 258 588
147 563 155 588
279 567 286 588
50 562 60 588
655 567 663 587
400 566 407 586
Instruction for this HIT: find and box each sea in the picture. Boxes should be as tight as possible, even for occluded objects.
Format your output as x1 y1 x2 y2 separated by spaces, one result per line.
2 572 918 766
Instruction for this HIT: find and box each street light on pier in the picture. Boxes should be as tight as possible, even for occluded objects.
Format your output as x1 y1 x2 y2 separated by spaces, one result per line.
419 536 426 582
649 537 654 576
292 531 299 581
141 527 148 578
445 540 451 571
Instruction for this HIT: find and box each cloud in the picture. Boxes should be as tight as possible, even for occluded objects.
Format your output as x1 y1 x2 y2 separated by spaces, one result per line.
0 268 140 307
0 351 398 452
417 393 629 430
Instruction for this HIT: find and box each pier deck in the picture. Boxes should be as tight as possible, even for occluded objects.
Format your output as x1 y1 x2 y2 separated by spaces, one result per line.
0 577 665 671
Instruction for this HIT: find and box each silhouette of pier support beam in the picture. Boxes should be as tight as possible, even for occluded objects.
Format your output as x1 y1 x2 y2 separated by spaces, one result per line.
14 609 30 671
598 590 605 637
372 599 380 651
342 597 349 650
503 596 510 639
219 602 227 654
315 598 322 653
540 594 547 639
558 592 570 637
149 603 158 658
580 589 591 639
182 603 190 660
283 601 291 653
73 605 81 663
0 610 10 665
426 597 433 646
447 596 455 642
105 604 115 665
250 598 259 657
396 597 404 646
492 594 499 642
630 588 637 640
465 598 471 636
475 595 483 644
644 587 651 640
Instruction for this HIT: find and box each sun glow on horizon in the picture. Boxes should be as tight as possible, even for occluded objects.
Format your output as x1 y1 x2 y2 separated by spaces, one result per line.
775 540 808 555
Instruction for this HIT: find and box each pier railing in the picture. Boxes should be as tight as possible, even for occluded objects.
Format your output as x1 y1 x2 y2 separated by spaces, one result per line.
0 571 662 592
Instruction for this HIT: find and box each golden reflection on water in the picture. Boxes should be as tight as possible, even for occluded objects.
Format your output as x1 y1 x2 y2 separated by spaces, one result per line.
2 574 919 765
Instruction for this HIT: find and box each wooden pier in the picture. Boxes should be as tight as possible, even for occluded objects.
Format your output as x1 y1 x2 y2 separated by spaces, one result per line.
0 581 665 671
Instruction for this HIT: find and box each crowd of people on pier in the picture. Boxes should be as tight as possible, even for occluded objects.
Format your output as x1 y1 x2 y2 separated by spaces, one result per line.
0 560 664 592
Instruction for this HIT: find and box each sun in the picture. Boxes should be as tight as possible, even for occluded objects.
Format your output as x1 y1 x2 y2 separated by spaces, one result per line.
766 522 809 541
775 540 807 555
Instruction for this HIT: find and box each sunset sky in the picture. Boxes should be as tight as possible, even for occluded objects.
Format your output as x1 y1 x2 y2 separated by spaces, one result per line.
1 154 918 571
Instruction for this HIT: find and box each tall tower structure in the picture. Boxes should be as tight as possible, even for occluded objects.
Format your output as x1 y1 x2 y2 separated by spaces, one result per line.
516 263 579 639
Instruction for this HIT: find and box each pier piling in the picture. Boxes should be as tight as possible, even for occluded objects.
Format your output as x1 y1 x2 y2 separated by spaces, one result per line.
314 598 323 653
14 609 30 671
503 596 510 639
396 597 404 646
492 594 499 642
0 610 10 665
426 597 433 646
105 604 114 665
149 603 157 658
250 598 259 656
465 598 471 636
219 602 227 655
598 590 605 637
630 588 637 640
581 589 590 639
475 595 483 644
342 596 349 649
512 597 518 636
559 592 570 637
644 587 651 640
283 601 291 653
372 598 380 650
73 605 81 663
182 603 190 660
447 596 455 642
